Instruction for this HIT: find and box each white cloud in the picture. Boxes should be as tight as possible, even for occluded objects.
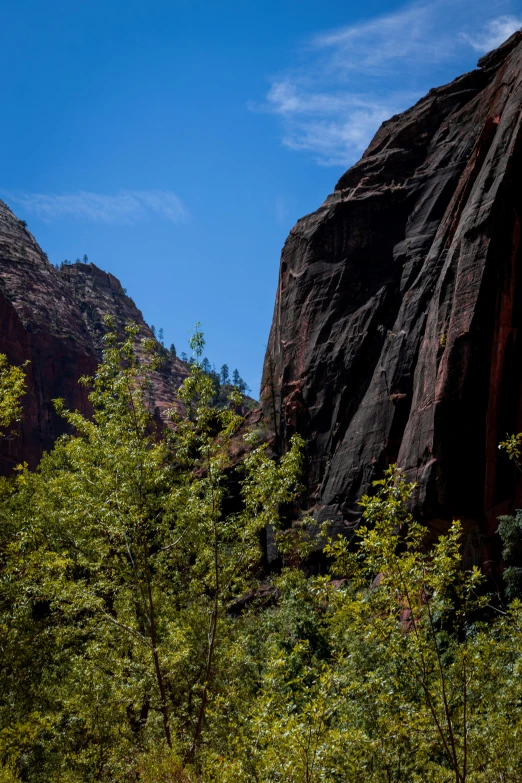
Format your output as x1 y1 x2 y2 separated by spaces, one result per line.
258 82 395 165
312 2 455 69
3 189 188 225
281 109 394 165
461 15 522 52
254 0 522 166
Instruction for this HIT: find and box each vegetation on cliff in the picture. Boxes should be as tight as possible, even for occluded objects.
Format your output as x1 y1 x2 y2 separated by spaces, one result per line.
1 328 522 782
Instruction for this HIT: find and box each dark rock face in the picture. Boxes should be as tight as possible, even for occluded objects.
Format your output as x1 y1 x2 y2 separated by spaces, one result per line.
262 33 522 563
0 201 188 471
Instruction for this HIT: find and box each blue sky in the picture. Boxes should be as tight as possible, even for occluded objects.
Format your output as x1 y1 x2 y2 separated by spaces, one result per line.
1 0 521 393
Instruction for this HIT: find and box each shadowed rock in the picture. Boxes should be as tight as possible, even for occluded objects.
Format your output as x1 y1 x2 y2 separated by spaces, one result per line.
262 32 522 566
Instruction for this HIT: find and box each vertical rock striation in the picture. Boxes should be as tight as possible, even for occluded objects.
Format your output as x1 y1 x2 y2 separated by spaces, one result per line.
262 33 522 562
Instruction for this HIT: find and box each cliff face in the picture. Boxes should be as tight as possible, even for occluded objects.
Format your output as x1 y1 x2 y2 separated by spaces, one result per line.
262 32 522 563
0 201 97 471
0 201 188 470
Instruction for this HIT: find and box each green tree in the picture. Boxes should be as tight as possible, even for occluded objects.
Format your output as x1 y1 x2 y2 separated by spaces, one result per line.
214 469 522 783
497 432 522 599
0 320 305 781
0 354 26 433
220 365 229 385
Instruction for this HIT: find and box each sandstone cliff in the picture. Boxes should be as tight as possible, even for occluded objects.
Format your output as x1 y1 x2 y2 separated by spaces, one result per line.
262 32 522 564
0 201 97 471
0 200 188 470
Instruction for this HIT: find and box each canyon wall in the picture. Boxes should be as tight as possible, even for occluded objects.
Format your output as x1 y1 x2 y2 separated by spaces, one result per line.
262 32 522 564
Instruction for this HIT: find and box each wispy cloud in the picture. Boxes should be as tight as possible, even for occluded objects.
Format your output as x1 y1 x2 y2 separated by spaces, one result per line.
253 0 522 166
275 195 289 226
312 2 457 70
3 189 188 225
461 15 522 52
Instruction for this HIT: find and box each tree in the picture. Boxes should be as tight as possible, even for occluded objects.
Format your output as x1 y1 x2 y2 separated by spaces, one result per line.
201 357 211 374
180 352 188 362
0 320 305 781
497 433 522 599
232 369 240 388
158 328 164 345
169 343 176 358
0 355 26 433
215 469 522 783
150 325 156 337
220 364 229 385
83 254 88 264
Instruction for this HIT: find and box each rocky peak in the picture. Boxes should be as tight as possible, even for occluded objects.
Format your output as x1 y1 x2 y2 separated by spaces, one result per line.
0 201 96 471
0 202 188 470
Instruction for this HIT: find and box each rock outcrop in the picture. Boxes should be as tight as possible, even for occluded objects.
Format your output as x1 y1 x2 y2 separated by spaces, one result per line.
0 202 97 471
262 32 522 564
0 200 188 471
59 262 189 422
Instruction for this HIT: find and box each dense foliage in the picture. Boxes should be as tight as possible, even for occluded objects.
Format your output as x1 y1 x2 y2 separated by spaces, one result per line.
1 327 522 782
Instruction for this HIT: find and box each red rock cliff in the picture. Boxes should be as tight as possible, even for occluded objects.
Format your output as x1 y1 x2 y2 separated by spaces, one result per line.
262 33 522 564
0 201 97 471
0 201 188 470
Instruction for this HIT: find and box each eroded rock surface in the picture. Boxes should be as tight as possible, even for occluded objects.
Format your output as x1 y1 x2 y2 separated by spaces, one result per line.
0 201 97 471
262 33 522 564
0 201 188 470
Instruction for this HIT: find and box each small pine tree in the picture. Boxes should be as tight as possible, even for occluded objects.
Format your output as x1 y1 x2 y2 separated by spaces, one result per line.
170 343 176 357
150 325 156 337
201 357 211 374
83 254 88 264
220 364 230 385
158 328 164 345
232 369 241 388
180 352 188 362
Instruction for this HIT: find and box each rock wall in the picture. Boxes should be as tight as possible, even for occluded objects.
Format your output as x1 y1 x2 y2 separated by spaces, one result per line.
262 32 522 564
0 201 188 470
0 201 97 470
